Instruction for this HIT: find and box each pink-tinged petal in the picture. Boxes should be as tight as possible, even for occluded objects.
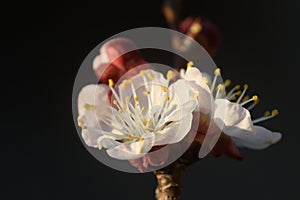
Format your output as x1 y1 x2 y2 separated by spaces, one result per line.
179 16 221 56
211 133 243 160
92 38 148 84
129 146 170 173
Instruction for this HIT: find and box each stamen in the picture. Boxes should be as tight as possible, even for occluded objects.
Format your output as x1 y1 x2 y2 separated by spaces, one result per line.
84 103 96 111
140 70 145 76
252 109 279 124
215 84 225 99
141 106 146 111
113 100 118 105
226 84 240 99
211 68 221 92
166 96 170 101
203 77 209 84
147 73 154 80
242 95 250 102
125 96 130 103
134 96 139 102
98 144 103 150
187 61 194 68
122 80 129 89
241 95 258 106
190 22 202 34
237 84 249 103
228 90 241 101
167 70 174 79
224 79 231 87
145 90 150 95
108 79 114 87
77 119 87 129
162 86 167 92
139 137 145 142
122 104 127 110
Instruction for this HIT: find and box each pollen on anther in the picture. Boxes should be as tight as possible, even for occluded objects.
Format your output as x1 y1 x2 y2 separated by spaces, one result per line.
252 95 259 102
113 99 117 105
264 110 271 116
147 73 154 80
214 68 221 76
84 103 96 111
127 134 133 138
235 85 241 89
140 70 145 76
98 144 103 150
108 79 114 87
243 84 249 89
187 61 194 68
129 79 134 84
122 81 129 89
162 86 167 92
139 137 145 141
272 109 279 116
134 96 139 102
225 79 231 87
145 90 150 95
203 77 209 84
166 96 170 101
217 84 224 90
122 104 127 110
236 91 242 96
141 106 146 111
167 70 174 79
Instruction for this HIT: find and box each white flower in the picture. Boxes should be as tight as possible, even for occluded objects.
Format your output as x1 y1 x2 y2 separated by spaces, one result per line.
77 69 197 160
180 62 282 156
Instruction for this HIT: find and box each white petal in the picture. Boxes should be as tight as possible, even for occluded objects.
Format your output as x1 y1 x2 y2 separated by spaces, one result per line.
81 129 100 147
184 67 203 85
188 81 214 114
168 79 194 105
107 134 155 160
214 99 253 136
154 113 193 145
232 126 282 150
100 137 120 149
163 100 196 123
78 84 110 116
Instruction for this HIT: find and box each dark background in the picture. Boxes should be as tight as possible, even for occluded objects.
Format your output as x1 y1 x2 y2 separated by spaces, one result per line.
1 0 296 199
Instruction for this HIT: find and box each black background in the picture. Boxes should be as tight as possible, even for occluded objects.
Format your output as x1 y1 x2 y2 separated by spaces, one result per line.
1 0 296 199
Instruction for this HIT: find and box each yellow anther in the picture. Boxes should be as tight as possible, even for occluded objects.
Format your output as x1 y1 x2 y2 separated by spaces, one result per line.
203 77 209 84
264 110 271 116
118 109 123 114
252 95 259 102
113 99 118 105
125 96 130 103
242 95 250 102
243 84 249 89
141 106 146 111
77 119 84 127
134 96 139 102
217 84 224 90
122 81 129 89
167 70 174 79
139 137 145 142
98 144 103 150
272 109 279 116
127 134 133 138
235 85 241 89
166 96 170 101
236 91 242 96
83 103 96 111
231 96 237 101
145 90 150 95
122 104 127 110
190 22 202 34
214 68 221 76
129 79 134 84
224 79 231 87
162 86 167 92
187 61 194 68
147 73 154 80
140 70 145 76
192 93 198 99
108 79 114 87
143 120 150 127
